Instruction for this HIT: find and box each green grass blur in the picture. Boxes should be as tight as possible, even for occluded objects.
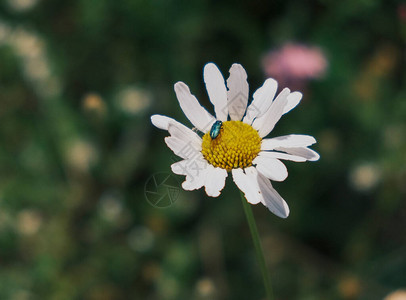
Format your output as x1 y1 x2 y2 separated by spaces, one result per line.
0 0 405 299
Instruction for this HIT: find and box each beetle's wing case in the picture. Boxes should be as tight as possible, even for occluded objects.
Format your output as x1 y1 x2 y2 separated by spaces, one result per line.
210 120 222 139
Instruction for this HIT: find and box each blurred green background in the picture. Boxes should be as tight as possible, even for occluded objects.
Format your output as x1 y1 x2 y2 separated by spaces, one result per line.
0 0 405 299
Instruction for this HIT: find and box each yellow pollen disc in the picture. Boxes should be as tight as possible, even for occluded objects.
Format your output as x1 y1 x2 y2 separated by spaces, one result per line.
201 121 262 171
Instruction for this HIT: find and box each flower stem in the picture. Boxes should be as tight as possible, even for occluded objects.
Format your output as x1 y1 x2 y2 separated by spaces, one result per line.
240 191 274 300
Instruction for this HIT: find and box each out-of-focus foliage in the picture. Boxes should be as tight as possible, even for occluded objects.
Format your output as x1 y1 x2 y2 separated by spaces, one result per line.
0 0 405 299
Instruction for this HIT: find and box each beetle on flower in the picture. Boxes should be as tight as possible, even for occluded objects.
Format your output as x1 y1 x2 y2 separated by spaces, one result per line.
151 63 319 218
210 120 223 139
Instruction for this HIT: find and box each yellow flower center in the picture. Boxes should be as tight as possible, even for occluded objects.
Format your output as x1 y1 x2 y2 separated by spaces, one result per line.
201 121 261 171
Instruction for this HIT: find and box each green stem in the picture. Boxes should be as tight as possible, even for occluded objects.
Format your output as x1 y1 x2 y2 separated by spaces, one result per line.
240 191 274 300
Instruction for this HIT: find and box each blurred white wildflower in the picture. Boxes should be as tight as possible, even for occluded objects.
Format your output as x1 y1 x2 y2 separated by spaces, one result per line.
196 278 216 298
2 24 61 98
9 28 43 58
7 0 38 12
26 56 50 78
349 163 381 192
116 86 151 115
385 290 406 300
65 139 98 173
98 192 123 222
17 209 42 236
83 93 107 115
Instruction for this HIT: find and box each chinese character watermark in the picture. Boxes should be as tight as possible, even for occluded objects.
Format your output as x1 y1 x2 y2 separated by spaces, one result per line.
144 172 180 208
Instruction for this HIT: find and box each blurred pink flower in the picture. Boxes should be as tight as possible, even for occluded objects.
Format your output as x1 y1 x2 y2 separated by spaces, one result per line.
398 4 406 23
262 43 327 89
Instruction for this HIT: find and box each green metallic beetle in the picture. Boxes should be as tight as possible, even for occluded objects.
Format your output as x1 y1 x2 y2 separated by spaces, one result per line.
210 120 222 139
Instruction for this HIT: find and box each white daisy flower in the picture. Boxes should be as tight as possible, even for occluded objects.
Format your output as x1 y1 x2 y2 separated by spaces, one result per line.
151 63 319 218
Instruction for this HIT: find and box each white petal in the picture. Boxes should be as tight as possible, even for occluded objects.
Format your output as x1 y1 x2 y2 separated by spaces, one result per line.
243 78 278 124
182 162 210 191
227 64 249 121
258 151 307 162
276 147 320 161
204 165 228 197
172 158 210 191
165 137 201 160
151 115 179 131
253 156 288 182
171 158 207 175
171 159 189 175
182 175 205 191
232 167 262 204
261 134 317 150
204 63 228 121
167 123 201 149
283 92 302 115
252 88 290 137
151 114 171 130
257 172 290 218
174 82 216 133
